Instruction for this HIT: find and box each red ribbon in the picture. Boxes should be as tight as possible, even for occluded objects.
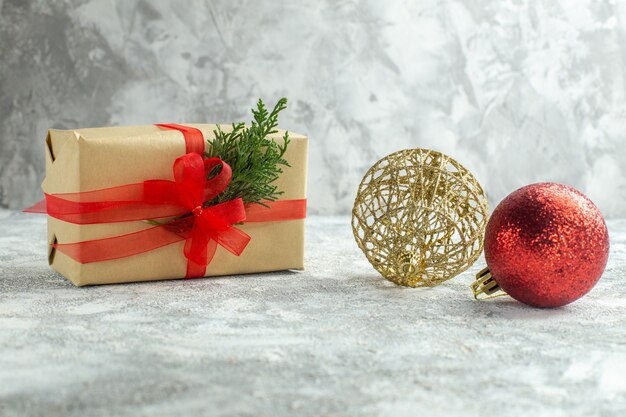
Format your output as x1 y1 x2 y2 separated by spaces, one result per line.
25 124 306 278
155 123 206 155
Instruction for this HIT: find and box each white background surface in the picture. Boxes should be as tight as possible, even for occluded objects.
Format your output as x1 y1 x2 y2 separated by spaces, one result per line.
1 212 625 416
1 0 625 216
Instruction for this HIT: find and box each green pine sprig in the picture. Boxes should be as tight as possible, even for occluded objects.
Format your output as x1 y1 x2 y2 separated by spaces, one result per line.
205 98 291 207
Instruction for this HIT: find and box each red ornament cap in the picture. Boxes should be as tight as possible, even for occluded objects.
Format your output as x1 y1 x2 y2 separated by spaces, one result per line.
472 182 609 308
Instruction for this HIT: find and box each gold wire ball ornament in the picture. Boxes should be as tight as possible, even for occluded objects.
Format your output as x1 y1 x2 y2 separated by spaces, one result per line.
352 148 488 287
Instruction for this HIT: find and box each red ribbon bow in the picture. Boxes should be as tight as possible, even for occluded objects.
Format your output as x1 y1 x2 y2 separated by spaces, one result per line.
158 153 252 277
165 153 253 277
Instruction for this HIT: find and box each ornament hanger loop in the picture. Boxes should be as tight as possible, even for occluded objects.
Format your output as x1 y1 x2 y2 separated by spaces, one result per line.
470 267 508 300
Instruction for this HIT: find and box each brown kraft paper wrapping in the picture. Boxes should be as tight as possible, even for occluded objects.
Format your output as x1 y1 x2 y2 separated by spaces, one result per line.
42 124 308 286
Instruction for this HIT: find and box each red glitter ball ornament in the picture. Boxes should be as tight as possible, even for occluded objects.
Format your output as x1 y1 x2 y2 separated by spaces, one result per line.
480 182 609 308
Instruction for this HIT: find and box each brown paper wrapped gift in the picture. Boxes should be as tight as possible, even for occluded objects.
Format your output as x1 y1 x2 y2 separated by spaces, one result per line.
42 124 308 286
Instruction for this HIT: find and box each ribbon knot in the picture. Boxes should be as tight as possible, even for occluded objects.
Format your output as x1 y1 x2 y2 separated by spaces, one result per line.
192 206 203 216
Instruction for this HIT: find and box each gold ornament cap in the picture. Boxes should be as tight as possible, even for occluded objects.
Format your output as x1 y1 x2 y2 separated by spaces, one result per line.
470 267 506 300
352 148 488 287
